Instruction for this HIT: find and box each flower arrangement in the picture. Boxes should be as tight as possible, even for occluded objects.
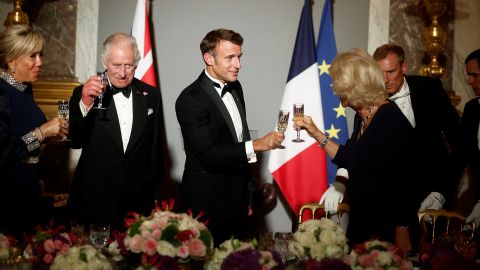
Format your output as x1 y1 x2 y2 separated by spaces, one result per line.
0 233 14 260
204 238 284 270
304 258 352 270
418 233 479 270
23 224 74 270
345 239 412 270
50 244 112 270
289 218 349 261
108 199 214 269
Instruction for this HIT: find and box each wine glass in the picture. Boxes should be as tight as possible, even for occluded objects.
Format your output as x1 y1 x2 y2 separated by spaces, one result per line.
57 100 70 141
89 223 110 251
93 71 108 110
274 232 294 263
292 103 305 142
277 110 289 149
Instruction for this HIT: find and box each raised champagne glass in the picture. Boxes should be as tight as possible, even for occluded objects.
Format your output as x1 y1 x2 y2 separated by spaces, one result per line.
57 100 70 141
93 71 108 110
292 103 305 142
277 110 289 149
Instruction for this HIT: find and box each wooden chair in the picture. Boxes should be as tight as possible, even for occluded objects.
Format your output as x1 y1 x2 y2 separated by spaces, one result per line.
297 202 349 229
418 209 476 243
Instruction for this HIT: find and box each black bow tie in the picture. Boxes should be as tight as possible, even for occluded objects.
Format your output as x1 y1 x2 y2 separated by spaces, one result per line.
213 82 233 97
111 85 131 98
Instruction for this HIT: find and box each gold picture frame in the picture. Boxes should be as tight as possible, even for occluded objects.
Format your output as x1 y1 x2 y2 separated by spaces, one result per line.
32 80 80 119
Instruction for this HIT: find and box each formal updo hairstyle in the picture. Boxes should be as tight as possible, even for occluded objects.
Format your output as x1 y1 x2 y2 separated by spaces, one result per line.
0 25 44 71
329 48 386 109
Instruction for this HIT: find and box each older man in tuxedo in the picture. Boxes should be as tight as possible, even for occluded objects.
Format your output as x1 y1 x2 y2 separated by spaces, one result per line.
175 29 284 245
68 33 164 229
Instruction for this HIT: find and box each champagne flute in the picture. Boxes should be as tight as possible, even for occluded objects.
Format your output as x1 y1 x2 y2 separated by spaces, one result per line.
277 110 289 149
57 100 70 141
89 223 110 251
292 103 305 142
93 71 108 110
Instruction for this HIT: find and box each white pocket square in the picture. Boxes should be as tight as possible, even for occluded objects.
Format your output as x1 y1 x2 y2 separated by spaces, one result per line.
147 108 154 115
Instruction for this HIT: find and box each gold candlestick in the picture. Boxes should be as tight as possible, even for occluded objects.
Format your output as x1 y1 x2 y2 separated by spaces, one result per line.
4 0 29 27
419 0 447 78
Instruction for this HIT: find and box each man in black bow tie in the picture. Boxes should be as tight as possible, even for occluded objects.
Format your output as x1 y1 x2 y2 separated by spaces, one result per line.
176 29 284 245
68 33 165 229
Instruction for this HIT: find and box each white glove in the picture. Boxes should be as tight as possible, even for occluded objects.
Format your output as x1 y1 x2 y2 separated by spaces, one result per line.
418 192 445 212
319 182 345 214
466 201 480 227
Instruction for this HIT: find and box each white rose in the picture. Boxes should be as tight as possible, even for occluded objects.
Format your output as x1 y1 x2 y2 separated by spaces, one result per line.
156 240 177 257
319 230 337 246
325 245 345 259
108 240 120 256
289 241 305 257
377 251 393 266
318 218 337 231
302 220 321 232
297 231 315 247
309 243 326 260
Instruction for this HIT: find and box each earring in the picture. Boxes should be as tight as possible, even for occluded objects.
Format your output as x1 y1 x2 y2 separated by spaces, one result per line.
9 66 15 73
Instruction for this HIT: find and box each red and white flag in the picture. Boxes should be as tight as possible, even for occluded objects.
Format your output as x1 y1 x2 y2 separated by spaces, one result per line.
132 0 156 87
268 0 328 215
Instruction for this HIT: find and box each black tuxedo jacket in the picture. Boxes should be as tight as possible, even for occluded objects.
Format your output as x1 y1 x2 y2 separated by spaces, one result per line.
405 75 461 204
460 97 480 196
175 72 252 244
68 78 164 227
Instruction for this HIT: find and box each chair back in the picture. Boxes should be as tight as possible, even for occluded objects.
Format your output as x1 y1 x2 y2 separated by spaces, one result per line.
418 209 475 243
297 202 349 229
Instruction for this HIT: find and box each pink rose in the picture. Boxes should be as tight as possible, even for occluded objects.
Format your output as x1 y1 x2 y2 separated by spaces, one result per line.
43 239 55 253
43 253 54 264
152 229 161 239
177 245 189 259
54 239 64 251
358 254 375 267
142 238 157 256
128 235 144 253
187 238 206 257
59 244 69 255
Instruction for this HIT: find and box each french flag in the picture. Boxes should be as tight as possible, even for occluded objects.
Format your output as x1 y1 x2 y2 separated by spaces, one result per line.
132 0 157 87
268 0 328 215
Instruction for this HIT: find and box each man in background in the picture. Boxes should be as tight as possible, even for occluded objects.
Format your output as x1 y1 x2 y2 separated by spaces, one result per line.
461 49 480 226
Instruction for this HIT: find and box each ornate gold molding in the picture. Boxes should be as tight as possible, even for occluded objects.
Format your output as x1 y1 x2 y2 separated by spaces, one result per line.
32 81 79 119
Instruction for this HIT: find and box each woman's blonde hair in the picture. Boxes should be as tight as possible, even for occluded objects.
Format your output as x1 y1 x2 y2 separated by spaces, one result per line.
329 48 386 109
0 25 44 70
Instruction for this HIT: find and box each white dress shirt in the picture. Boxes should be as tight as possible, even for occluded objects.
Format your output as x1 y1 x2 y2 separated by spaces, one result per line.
389 77 416 127
80 83 133 153
205 70 256 163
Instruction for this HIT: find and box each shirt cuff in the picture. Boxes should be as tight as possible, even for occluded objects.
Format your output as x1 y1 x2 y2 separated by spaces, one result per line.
245 140 256 163
336 168 349 179
79 100 92 116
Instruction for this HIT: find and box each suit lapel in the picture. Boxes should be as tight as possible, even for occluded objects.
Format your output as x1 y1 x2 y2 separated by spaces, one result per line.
405 77 420 120
101 87 124 152
231 89 250 141
125 82 148 154
199 74 239 142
